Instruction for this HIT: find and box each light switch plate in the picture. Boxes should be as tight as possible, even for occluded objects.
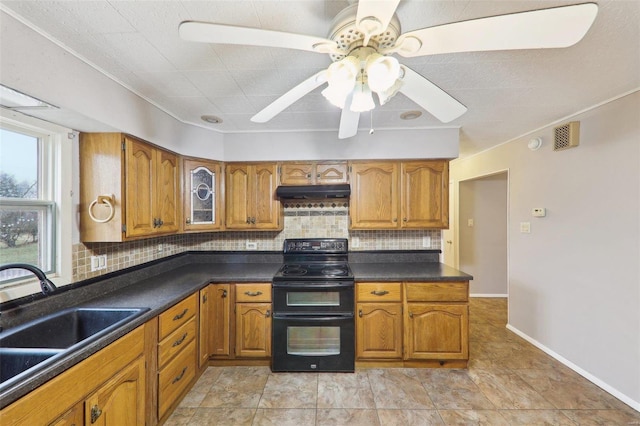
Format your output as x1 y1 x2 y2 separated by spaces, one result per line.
520 222 531 233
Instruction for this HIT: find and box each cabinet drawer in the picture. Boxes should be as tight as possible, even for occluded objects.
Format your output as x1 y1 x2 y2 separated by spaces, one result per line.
235 283 271 302
405 282 468 302
158 339 196 419
357 282 402 302
159 293 197 340
158 316 196 368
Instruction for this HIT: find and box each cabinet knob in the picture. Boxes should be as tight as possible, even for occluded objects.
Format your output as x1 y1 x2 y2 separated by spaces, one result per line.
408 312 413 318
186 218 191 224
265 309 271 318
222 289 228 298
393 218 398 222
358 309 363 318
250 217 256 224
403 218 407 222
203 294 208 303
306 173 311 178
90 405 102 424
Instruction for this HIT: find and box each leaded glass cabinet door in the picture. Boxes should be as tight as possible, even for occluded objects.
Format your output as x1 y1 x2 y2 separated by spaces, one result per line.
182 158 223 231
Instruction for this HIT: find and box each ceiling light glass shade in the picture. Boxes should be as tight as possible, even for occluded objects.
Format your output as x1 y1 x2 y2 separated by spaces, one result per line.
350 81 375 112
322 56 360 108
365 53 401 93
376 79 403 105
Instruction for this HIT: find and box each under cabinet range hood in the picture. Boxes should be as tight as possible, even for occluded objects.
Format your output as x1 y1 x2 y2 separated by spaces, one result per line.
276 184 351 199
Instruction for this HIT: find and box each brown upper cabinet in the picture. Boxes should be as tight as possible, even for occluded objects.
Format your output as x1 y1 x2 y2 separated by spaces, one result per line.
280 161 348 185
80 133 179 242
349 160 449 230
225 162 282 230
182 158 224 232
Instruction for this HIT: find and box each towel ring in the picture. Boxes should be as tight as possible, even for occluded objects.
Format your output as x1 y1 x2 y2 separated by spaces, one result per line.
88 194 115 223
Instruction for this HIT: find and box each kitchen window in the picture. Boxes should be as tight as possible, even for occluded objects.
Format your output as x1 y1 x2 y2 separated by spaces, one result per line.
0 111 73 297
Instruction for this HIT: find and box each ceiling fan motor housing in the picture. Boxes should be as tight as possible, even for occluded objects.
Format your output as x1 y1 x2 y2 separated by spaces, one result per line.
327 4 401 61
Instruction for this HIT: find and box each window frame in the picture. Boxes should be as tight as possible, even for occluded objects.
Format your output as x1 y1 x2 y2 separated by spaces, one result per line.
0 109 73 299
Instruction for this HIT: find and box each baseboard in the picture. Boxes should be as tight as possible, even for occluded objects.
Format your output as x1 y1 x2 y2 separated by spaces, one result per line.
506 323 640 413
470 293 508 298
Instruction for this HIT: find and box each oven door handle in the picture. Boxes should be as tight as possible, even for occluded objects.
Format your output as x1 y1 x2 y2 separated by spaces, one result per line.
272 281 354 289
272 313 353 321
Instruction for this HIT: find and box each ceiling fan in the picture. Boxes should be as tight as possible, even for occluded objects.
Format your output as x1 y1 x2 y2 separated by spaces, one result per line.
179 0 598 139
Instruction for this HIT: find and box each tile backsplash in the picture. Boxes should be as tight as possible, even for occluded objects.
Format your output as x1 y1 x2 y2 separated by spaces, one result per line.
73 203 441 281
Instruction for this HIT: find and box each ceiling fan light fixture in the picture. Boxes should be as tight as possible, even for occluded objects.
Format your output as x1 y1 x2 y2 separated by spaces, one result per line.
365 54 400 92
350 80 375 113
321 85 349 108
326 56 359 91
376 79 403 105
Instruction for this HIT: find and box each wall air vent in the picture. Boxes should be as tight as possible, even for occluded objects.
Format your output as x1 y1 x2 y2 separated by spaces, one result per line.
553 121 580 151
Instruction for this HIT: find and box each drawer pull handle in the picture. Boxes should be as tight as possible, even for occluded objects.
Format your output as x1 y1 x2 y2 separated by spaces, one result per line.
90 405 102 424
172 367 188 384
244 291 262 297
173 308 188 321
371 290 389 296
172 333 188 347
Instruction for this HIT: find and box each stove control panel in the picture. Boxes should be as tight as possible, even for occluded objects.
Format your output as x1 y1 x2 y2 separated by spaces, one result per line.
284 238 347 254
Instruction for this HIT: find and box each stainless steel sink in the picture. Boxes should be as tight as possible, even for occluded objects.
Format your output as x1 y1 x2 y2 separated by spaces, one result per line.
0 307 149 389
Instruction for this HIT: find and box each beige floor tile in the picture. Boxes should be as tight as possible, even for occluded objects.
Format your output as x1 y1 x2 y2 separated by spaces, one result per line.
561 409 640 425
252 408 316 426
416 369 495 410
498 409 577 425
188 407 255 425
368 369 435 409
316 408 380 425
467 369 555 409
377 409 444 425
437 409 509 425
317 372 376 409
516 368 626 409
258 373 318 408
163 407 196 425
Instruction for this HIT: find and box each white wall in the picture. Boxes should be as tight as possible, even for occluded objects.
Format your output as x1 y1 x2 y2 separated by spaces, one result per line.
459 173 508 296
450 91 640 409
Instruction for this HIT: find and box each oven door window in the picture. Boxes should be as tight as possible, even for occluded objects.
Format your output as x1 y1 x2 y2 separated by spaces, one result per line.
287 326 340 356
286 291 339 307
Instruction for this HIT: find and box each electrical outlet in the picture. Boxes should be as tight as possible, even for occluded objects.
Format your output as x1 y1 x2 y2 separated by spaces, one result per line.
422 236 431 247
246 241 258 250
467 219 474 227
351 237 360 248
90 255 107 271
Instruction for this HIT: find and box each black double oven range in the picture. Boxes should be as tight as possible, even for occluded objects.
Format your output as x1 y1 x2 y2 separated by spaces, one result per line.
271 238 355 372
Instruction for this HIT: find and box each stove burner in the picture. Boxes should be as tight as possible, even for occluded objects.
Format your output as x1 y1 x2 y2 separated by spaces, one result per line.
281 265 307 276
321 266 348 276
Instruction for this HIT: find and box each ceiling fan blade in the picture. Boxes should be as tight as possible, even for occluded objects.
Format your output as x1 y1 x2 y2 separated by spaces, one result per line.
338 107 360 139
388 3 598 57
251 71 328 123
179 21 340 54
399 66 467 123
356 0 401 45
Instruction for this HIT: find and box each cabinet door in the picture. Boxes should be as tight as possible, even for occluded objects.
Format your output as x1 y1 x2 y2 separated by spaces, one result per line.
183 159 223 231
155 150 179 233
404 303 468 360
401 160 449 229
49 403 83 426
199 286 210 368
280 163 314 185
124 137 155 237
225 164 252 229
356 302 403 359
316 162 348 184
210 284 231 357
252 163 280 229
350 162 398 229
85 356 145 426
235 303 271 358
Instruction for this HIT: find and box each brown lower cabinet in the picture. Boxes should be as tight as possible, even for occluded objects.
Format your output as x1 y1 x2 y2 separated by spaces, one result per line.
206 283 272 363
1 326 146 425
356 281 469 368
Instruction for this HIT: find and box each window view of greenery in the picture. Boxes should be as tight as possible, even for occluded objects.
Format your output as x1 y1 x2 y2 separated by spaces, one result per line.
0 128 42 281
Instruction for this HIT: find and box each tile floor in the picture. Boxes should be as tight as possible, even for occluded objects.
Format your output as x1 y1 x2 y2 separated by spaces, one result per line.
166 298 640 425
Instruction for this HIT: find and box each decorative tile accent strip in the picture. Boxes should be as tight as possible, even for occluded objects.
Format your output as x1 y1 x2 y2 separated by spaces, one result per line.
72 209 441 281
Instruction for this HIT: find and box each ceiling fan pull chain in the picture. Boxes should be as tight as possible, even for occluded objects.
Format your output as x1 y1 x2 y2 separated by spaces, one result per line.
369 110 374 135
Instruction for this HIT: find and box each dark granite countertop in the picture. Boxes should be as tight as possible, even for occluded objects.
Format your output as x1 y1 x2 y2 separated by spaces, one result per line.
0 250 470 408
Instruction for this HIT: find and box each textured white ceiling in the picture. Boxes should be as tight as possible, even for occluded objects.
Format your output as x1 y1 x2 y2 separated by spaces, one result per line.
1 0 638 157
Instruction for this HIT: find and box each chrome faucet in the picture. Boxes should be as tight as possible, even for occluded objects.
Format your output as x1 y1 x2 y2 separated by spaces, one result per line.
0 263 58 295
